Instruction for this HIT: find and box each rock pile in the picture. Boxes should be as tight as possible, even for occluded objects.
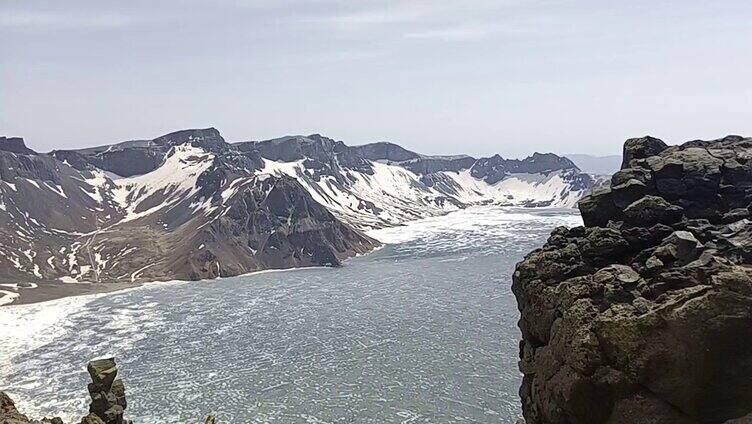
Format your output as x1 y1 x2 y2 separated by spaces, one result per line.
81 358 128 424
1 359 218 423
0 359 129 424
513 135 752 423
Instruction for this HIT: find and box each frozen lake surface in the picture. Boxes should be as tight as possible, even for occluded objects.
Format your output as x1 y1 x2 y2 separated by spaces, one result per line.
0 207 581 423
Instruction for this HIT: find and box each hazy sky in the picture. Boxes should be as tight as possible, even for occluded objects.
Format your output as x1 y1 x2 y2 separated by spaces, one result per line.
2 0 751 157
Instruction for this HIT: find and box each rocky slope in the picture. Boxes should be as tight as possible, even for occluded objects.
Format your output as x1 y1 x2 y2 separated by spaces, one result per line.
0 128 595 301
513 135 752 423
1 392 63 423
0 130 377 294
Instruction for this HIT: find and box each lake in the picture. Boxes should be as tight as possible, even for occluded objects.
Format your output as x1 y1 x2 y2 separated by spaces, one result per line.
0 206 581 423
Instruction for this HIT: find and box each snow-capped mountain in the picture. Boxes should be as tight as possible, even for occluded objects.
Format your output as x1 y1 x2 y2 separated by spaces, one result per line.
236 135 593 229
0 129 595 285
0 131 376 286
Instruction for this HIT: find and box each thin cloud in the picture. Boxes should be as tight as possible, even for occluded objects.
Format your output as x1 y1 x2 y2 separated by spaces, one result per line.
0 10 169 30
404 25 496 41
293 0 540 42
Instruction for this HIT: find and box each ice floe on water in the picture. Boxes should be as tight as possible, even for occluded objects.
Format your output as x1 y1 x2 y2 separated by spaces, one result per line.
368 205 582 256
0 206 583 423
0 281 187 422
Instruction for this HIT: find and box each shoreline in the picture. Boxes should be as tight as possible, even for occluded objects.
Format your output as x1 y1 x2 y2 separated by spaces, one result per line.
0 245 389 309
8 281 144 306
0 205 570 308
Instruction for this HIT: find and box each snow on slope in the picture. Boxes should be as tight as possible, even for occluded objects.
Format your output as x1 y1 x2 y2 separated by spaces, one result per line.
258 158 459 228
1 134 595 295
112 145 215 222
258 157 587 230
439 170 586 208
0 145 220 290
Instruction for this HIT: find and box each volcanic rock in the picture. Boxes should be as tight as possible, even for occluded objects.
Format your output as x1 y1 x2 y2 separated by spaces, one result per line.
621 135 668 169
0 391 64 423
85 358 128 424
0 137 36 155
513 135 752 423
1 360 137 424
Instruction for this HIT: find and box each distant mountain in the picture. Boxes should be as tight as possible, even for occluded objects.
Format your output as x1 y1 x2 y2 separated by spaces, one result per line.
565 153 622 175
233 135 594 228
0 129 596 285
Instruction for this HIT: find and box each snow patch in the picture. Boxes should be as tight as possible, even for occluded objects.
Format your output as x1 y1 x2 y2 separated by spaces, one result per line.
45 183 68 198
259 159 304 177
58 276 78 283
81 169 109 203
112 145 215 223
0 290 19 306
24 179 40 189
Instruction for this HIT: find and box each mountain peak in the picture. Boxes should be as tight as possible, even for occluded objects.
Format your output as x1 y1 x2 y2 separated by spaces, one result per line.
525 152 579 171
153 127 225 149
0 137 36 155
351 141 420 162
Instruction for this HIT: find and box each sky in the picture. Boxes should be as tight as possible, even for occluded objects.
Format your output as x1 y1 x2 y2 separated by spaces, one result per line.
1 0 752 158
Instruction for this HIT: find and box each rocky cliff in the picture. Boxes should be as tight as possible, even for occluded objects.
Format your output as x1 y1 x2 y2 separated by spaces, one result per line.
513 135 752 423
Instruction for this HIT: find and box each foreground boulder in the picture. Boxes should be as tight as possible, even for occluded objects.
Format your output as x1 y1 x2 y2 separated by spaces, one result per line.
0 360 128 424
0 391 63 423
84 358 127 424
513 135 752 423
1 359 219 423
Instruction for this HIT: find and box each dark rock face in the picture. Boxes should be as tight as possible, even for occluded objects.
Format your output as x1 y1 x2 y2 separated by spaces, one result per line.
621 136 668 169
0 137 36 155
472 153 579 184
1 391 64 423
513 135 752 423
85 359 128 424
97 148 164 178
406 156 477 175
53 143 163 178
153 127 227 150
53 128 230 178
583 135 752 227
0 392 32 423
351 141 421 162
171 175 379 282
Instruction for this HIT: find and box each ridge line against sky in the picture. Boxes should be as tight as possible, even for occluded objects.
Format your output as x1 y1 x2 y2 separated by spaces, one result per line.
2 0 751 157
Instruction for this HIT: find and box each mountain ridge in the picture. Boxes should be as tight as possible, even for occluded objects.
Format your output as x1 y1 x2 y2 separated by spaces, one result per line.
0 128 594 301
47 128 595 229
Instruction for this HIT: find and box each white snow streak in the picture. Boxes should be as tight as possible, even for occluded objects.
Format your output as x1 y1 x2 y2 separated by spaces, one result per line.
112 145 215 223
